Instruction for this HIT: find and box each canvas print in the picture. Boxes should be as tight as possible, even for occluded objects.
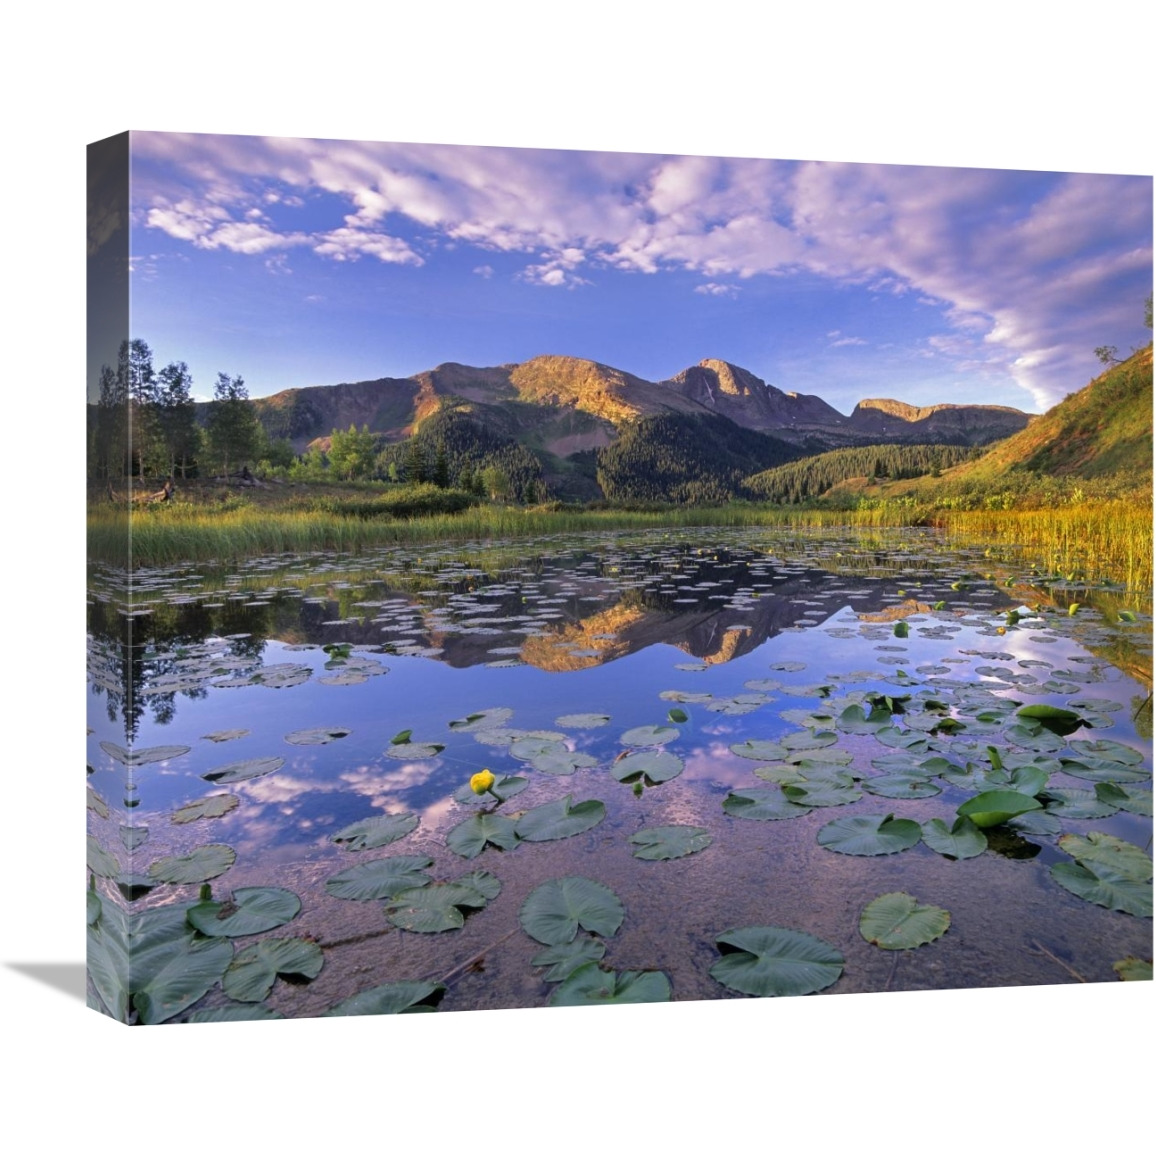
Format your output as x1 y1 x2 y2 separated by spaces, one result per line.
86 132 1153 1025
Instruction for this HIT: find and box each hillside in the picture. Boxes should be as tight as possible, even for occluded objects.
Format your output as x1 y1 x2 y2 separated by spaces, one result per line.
934 346 1152 492
854 346 1153 506
596 413 808 504
958 345 1152 482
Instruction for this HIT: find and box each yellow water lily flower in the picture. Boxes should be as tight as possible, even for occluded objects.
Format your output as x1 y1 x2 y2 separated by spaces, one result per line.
470 769 497 795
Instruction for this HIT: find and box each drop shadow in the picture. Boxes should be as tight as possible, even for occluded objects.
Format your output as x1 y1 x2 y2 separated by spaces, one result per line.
6 962 88 1002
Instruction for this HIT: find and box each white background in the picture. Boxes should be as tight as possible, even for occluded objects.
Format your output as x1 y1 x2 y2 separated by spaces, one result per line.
2 3 1151 1151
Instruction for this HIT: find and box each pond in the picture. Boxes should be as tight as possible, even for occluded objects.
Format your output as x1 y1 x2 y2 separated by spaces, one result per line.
85 526 1153 1023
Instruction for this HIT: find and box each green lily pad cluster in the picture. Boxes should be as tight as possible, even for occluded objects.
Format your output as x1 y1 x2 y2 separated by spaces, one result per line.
1051 832 1152 918
86 881 313 1025
521 876 671 1006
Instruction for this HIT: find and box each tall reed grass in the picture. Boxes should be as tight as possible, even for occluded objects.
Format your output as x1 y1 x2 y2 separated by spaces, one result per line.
934 501 1153 596
88 496 1153 595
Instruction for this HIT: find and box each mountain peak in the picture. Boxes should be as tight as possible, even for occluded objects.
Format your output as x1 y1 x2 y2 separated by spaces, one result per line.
696 359 774 398
663 359 846 431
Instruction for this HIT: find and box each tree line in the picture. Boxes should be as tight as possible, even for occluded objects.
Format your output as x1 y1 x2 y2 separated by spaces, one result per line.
89 338 269 482
743 442 978 503
595 413 805 504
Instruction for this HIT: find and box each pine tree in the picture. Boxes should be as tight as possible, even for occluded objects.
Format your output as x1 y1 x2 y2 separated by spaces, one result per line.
207 372 259 478
404 438 427 484
154 360 199 479
433 441 450 489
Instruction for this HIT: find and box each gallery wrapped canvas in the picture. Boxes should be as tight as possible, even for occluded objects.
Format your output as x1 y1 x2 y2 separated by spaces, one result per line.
86 132 1152 1025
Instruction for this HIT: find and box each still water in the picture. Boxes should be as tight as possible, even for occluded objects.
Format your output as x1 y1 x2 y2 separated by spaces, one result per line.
86 527 1153 1021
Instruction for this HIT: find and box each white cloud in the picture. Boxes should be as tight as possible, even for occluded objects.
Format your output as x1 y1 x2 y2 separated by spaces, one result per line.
695 282 739 297
473 264 494 278
519 246 590 288
131 133 1152 407
312 226 423 265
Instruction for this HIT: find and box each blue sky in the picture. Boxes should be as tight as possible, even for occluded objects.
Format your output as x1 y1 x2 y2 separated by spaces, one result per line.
108 133 1152 415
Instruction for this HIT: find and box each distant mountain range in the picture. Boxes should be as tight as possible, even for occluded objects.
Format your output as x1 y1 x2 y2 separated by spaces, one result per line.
249 354 1033 454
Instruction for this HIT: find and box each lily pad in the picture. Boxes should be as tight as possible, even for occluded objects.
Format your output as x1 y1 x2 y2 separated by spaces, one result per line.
555 713 611 728
87 786 109 819
782 729 839 751
124 910 234 1025
957 790 1043 828
629 825 712 861
222 938 324 1002
325 855 435 900
202 729 250 743
449 708 514 732
514 796 607 842
782 781 863 807
531 937 607 981
446 812 521 859
1110 785 1153 816
620 725 679 746
1043 789 1120 820
331 812 418 850
384 741 445 760
202 756 285 784
383 873 500 933
710 926 844 997
875 727 930 752
519 876 625 945
322 980 445 1016
100 742 191 767
1016 704 1083 734
611 749 683 785
531 750 600 776
148 844 236 885
730 739 789 761
723 788 812 821
1113 957 1153 981
817 814 922 856
1069 739 1144 765
753 763 808 785
86 836 120 879
509 737 568 761
860 892 951 949
862 776 941 799
1006 810 1062 835
186 887 301 937
186 1004 285 1022
171 794 240 824
1050 862 1152 918
119 825 149 851
837 705 894 734
549 963 672 1006
1058 832 1152 880
921 817 987 859
284 726 351 745
1059 758 1151 785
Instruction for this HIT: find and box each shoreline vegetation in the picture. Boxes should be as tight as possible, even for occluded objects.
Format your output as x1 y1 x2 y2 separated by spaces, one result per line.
88 344 1153 595
88 484 1152 598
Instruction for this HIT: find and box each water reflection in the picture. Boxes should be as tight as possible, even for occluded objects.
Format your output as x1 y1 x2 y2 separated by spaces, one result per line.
85 527 1153 1020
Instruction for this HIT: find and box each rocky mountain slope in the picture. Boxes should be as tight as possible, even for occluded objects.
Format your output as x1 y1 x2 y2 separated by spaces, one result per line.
247 354 1032 453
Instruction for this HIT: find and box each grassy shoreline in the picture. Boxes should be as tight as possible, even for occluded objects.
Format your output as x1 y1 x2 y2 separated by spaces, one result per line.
88 490 1153 596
